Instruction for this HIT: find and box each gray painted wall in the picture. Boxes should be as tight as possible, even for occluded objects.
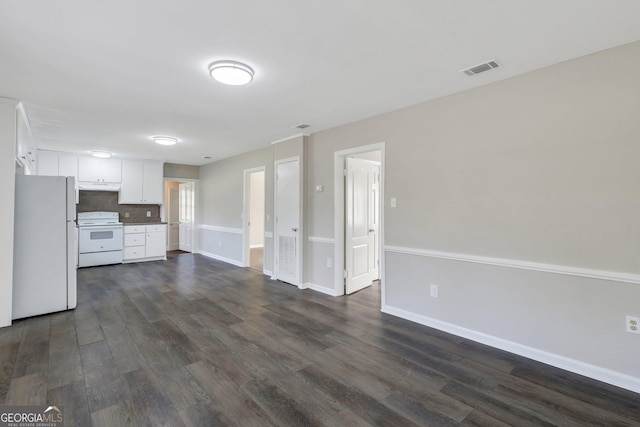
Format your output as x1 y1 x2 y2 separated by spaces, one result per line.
164 163 199 180
306 41 640 384
199 146 274 269
195 42 640 387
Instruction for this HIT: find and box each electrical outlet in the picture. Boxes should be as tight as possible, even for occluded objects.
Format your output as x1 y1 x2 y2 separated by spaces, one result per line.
326 258 332 268
146 211 151 217
125 212 130 218
218 241 223 248
430 284 439 298
626 316 640 334
390 197 397 208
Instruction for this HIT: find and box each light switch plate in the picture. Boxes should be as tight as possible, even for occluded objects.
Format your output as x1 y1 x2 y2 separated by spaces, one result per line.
390 197 397 208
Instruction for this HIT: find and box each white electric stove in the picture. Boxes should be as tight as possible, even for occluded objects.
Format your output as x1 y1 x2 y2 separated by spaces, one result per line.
77 211 124 267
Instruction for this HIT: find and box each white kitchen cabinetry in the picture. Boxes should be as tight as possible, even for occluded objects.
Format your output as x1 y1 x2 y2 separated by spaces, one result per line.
119 160 163 204
145 224 166 258
78 157 122 183
36 150 80 203
123 224 166 263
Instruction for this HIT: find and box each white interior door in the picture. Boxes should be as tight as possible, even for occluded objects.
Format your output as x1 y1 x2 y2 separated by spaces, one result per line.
168 187 179 251
275 158 300 286
179 182 194 252
345 157 379 294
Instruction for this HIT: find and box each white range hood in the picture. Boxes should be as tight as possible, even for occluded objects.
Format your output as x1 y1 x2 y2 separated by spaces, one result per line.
78 182 121 192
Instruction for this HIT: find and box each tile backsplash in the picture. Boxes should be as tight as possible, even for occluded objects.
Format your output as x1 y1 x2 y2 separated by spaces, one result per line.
77 191 161 223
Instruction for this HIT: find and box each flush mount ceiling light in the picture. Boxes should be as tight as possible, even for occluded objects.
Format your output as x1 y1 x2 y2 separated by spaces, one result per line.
91 151 112 158
153 136 178 146
208 60 254 86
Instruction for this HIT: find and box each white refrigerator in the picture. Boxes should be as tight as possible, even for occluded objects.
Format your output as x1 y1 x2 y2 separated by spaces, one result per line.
13 175 77 320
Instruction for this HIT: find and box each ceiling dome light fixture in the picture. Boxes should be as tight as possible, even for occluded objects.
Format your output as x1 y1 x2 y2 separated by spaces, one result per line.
91 151 112 158
208 60 254 86
153 136 178 146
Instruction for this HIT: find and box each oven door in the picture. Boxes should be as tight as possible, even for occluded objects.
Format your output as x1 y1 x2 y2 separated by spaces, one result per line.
78 225 123 253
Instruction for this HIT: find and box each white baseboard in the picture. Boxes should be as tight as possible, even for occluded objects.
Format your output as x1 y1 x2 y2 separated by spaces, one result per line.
250 244 264 249
199 251 244 268
301 282 341 297
263 269 273 277
382 304 640 394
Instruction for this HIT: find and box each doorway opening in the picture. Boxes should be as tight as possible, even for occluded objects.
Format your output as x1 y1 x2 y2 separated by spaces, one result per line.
164 179 197 254
243 167 265 273
334 143 385 301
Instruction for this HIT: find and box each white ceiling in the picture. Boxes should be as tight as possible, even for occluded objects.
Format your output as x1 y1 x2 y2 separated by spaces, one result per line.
1 1 640 166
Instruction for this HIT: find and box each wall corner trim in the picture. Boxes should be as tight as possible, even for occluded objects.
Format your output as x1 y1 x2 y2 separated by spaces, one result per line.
198 250 244 267
381 304 640 394
384 245 640 285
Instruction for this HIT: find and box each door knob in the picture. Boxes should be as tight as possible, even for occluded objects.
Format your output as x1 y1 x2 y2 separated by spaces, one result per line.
292 228 298 232
369 229 375 233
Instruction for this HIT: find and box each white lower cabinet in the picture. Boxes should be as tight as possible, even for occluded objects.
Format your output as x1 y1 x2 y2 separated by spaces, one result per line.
123 224 166 263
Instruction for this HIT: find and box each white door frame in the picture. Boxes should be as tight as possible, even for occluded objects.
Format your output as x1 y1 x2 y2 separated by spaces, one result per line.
243 166 266 268
273 156 303 286
166 186 180 251
334 143 385 301
162 177 200 253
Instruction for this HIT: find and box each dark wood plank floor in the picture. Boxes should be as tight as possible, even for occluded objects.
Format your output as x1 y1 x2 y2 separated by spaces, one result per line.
1 252 639 426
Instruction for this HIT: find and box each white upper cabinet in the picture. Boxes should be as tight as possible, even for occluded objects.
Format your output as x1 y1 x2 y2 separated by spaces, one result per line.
35 150 80 203
78 157 122 183
119 159 163 204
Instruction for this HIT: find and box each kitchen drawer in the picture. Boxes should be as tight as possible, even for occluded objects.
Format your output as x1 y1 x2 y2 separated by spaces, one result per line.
124 246 145 260
125 225 146 234
124 233 145 247
146 224 166 233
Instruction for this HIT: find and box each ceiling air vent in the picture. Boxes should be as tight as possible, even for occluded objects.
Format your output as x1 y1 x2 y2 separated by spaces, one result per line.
293 123 310 129
462 60 500 76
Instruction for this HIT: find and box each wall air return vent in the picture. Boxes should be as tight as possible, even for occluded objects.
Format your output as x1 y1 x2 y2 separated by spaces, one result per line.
462 60 500 76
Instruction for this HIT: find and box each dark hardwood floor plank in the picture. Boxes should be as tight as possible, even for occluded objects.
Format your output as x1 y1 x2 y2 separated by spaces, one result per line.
47 328 83 390
11 316 50 379
121 368 185 427
0 341 20 403
178 401 236 427
460 409 512 427
231 321 313 372
241 378 324 427
101 324 149 375
324 409 375 427
297 365 421 427
47 380 92 427
1 254 638 426
5 372 47 405
90 403 135 427
383 390 463 426
185 360 274 427
79 340 128 413
74 305 105 346
441 381 561 427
